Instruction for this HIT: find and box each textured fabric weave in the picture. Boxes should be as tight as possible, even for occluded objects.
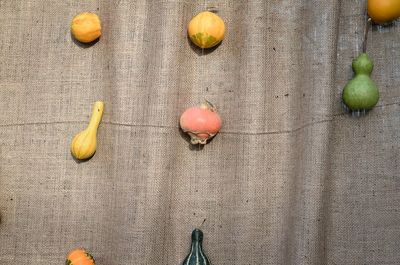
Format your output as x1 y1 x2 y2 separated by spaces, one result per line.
0 1 399 264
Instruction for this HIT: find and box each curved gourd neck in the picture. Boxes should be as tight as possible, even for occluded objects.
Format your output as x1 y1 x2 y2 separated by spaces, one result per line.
87 101 104 130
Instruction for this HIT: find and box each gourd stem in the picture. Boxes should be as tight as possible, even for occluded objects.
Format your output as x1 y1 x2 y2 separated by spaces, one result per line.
362 0 371 53
206 6 218 13
199 218 207 228
88 101 104 130
200 100 215 111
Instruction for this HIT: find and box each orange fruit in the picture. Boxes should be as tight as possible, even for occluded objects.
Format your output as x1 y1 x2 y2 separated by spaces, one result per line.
368 0 400 24
71 13 101 43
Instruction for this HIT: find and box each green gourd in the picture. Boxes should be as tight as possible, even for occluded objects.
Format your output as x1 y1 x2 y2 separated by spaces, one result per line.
342 53 379 110
182 229 211 265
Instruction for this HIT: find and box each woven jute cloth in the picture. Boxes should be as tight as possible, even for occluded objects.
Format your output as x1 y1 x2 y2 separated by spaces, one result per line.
0 1 399 264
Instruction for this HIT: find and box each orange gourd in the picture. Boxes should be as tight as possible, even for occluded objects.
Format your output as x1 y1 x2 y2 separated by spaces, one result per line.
66 248 95 265
71 12 102 43
368 0 400 24
188 11 225 49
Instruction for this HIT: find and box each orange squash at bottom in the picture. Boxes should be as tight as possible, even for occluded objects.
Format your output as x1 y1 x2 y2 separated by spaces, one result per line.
66 248 95 265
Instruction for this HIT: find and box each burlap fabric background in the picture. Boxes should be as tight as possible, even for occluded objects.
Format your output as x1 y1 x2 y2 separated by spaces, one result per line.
1 0 399 264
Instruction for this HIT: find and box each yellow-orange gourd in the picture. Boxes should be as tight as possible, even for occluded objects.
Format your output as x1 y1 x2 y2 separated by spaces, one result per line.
66 248 95 265
71 12 101 43
71 101 104 160
368 0 400 24
188 11 225 49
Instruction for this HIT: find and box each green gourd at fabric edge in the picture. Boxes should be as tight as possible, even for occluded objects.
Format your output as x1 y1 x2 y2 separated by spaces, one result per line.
342 53 379 110
182 229 211 265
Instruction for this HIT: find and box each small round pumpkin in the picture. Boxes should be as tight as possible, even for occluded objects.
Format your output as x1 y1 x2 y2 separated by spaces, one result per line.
66 248 95 265
188 11 225 49
368 0 400 24
71 12 101 43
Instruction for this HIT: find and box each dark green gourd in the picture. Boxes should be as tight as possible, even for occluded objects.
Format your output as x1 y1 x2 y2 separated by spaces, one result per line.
342 53 379 110
182 229 211 265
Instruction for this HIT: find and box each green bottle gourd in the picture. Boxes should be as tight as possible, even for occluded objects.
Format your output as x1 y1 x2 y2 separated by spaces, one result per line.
182 229 211 265
342 53 379 111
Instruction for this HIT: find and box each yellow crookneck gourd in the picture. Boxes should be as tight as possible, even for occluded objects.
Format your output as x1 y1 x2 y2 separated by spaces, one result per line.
71 101 104 160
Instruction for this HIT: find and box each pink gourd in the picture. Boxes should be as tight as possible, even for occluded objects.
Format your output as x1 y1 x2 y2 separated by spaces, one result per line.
180 101 222 145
